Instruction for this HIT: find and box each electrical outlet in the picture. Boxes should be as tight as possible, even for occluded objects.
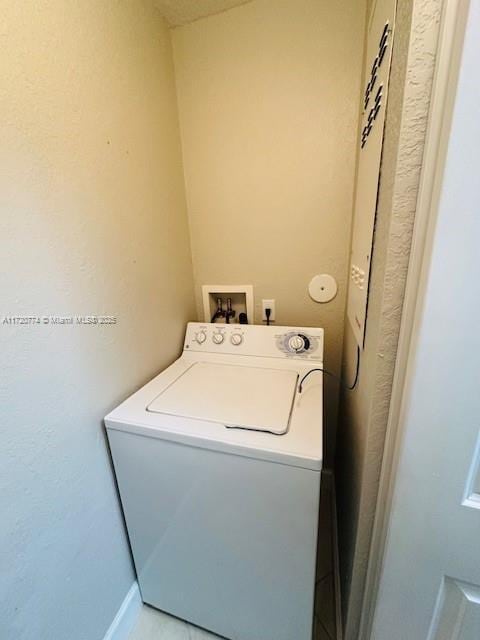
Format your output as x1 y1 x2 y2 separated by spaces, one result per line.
262 299 275 323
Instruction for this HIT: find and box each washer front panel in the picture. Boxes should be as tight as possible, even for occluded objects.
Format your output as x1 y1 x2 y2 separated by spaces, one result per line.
108 429 319 640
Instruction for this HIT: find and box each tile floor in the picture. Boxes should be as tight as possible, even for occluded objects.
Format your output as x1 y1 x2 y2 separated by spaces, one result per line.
128 607 219 640
128 472 337 640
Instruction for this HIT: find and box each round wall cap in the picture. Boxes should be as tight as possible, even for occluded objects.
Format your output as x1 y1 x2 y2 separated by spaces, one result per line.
308 274 338 303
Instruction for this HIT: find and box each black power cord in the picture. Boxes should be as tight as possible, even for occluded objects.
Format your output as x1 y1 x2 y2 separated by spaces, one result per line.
298 345 360 393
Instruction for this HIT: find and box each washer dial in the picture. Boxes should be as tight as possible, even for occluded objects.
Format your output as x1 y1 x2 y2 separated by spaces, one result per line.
195 331 207 344
288 335 305 352
212 332 224 345
230 333 243 346
283 332 311 354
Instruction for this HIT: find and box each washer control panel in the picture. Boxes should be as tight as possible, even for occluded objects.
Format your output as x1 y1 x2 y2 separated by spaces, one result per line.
184 323 323 362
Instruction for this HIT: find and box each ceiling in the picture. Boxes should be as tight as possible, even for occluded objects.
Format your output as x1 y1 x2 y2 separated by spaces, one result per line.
154 0 253 26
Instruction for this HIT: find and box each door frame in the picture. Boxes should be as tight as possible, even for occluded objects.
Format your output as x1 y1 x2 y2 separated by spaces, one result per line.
357 1 471 638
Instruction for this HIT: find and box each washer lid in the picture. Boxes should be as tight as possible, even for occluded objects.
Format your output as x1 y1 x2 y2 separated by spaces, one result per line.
147 362 298 435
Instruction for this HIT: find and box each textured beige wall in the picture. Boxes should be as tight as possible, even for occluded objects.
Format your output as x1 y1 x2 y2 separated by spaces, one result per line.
172 0 367 451
336 1 442 637
0 2 194 637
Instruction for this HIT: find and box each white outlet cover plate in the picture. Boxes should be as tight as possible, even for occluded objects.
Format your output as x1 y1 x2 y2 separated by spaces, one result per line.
262 299 275 321
308 274 337 303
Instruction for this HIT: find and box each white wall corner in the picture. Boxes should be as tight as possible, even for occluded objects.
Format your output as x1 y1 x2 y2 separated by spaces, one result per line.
103 582 142 640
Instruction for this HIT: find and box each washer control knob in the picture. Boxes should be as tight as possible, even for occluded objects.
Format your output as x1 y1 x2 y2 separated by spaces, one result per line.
195 331 207 344
212 332 224 345
288 334 306 352
230 333 243 346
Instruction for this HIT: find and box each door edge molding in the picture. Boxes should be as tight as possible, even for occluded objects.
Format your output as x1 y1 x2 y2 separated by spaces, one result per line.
357 2 471 638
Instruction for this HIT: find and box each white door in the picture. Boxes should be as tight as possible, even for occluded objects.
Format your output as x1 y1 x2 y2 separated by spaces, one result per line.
370 2 480 638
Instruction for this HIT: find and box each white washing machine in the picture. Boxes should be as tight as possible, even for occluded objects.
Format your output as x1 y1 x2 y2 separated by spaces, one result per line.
105 322 323 640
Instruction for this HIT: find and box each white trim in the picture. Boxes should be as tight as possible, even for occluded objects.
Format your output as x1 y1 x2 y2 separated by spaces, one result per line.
202 284 254 324
461 429 480 510
103 582 142 640
357 1 471 638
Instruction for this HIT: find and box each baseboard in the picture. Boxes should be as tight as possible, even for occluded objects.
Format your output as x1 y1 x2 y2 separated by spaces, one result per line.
103 582 142 640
